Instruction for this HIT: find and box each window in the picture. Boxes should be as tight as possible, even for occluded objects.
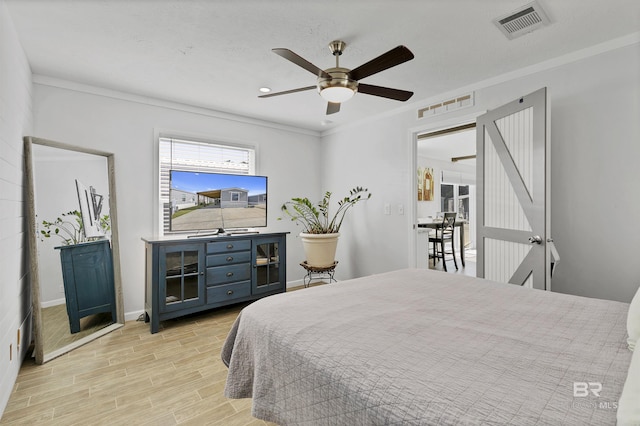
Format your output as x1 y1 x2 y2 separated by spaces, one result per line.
230 192 240 202
441 184 454 212
440 183 469 220
159 137 255 233
440 169 474 220
458 186 470 220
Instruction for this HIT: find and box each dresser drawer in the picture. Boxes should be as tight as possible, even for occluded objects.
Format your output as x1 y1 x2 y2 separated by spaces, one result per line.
207 281 251 304
207 240 250 253
206 263 251 285
206 251 251 267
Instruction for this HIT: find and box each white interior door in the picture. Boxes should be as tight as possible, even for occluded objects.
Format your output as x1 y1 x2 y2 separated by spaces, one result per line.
476 88 550 290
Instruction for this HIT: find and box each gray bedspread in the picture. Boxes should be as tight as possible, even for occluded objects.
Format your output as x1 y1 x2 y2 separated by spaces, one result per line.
222 268 632 425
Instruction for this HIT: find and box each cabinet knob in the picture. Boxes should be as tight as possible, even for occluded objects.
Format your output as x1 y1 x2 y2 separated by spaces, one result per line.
226 256 233 262
226 272 234 277
227 290 233 295
226 244 234 249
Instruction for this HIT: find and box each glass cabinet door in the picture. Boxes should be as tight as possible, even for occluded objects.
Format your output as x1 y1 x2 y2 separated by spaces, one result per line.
253 240 284 295
159 244 205 312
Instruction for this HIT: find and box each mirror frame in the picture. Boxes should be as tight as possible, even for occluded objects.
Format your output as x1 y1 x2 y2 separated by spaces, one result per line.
24 136 125 364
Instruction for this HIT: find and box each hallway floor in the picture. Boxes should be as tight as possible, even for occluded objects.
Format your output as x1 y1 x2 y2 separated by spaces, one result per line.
428 248 476 277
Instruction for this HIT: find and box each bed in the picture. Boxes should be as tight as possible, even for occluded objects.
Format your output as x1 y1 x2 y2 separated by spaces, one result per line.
222 268 636 425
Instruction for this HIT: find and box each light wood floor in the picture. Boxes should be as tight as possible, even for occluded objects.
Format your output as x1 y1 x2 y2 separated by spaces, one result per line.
41 304 114 355
1 302 276 426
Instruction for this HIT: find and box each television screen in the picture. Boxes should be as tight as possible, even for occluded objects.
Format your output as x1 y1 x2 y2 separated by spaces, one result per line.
169 171 267 232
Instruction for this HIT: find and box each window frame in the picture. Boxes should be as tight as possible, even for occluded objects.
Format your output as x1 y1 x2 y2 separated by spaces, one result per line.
155 133 257 236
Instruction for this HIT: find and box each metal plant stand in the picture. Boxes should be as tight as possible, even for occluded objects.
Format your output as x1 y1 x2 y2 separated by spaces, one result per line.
300 261 338 287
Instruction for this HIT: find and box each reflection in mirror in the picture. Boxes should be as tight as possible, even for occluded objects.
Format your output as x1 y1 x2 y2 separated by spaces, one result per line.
25 137 124 364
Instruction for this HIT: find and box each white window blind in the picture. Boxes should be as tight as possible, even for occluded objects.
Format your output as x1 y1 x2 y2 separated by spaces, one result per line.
159 137 255 233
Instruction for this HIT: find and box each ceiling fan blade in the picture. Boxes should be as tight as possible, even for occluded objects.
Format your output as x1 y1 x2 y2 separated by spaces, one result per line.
349 46 414 81
272 48 331 79
258 86 316 98
326 102 341 115
358 83 414 101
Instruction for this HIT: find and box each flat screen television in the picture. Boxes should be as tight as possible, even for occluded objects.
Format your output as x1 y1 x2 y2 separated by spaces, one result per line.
169 170 267 234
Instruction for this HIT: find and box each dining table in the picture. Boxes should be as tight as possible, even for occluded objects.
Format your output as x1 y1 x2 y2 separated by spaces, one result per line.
418 220 467 266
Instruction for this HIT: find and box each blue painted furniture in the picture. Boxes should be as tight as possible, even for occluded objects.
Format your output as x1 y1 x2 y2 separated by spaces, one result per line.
143 233 287 333
56 240 117 334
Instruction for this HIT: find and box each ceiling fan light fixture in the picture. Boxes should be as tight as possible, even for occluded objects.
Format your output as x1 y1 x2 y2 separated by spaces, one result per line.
263 42 414 115
320 86 355 103
318 68 358 103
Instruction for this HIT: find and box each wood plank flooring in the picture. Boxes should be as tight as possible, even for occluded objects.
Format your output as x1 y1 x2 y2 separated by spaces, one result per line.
1 302 276 425
41 304 114 355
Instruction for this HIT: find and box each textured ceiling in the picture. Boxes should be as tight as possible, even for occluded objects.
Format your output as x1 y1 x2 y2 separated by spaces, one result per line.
5 0 640 132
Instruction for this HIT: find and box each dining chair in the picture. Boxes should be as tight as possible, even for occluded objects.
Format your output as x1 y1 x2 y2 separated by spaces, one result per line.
429 212 458 272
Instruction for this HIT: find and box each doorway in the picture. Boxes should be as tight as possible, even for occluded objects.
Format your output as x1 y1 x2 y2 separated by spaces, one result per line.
415 123 476 275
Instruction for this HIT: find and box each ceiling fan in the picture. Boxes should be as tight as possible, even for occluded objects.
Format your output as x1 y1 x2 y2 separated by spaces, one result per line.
259 40 415 115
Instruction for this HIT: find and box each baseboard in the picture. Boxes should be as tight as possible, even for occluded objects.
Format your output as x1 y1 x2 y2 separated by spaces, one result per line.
125 310 145 322
286 279 305 290
41 298 66 308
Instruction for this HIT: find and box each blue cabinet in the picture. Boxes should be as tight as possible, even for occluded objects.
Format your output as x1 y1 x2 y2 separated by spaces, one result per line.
144 233 287 333
253 236 285 295
56 240 117 334
159 244 205 313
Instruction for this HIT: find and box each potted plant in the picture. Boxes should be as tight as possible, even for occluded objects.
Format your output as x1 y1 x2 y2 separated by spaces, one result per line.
40 210 110 245
280 186 371 267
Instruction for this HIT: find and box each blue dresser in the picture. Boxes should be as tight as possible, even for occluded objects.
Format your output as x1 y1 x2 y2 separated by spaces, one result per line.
143 233 287 333
56 239 117 333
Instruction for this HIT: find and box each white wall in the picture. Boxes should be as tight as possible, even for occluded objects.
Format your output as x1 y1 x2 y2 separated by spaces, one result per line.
0 0 33 416
321 111 416 279
322 40 640 303
32 82 322 319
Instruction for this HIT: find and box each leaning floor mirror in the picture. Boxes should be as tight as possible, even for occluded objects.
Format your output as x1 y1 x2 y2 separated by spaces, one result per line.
24 136 124 364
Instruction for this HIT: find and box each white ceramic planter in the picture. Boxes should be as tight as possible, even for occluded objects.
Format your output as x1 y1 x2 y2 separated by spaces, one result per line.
299 232 340 268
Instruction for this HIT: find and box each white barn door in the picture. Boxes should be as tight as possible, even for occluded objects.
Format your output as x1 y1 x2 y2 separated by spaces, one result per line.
476 88 551 290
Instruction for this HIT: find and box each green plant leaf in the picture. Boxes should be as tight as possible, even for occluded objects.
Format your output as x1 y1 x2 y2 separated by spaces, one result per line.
279 187 371 234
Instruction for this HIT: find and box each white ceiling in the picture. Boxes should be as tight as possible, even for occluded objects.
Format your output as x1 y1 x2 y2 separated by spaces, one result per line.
418 129 476 164
5 0 640 133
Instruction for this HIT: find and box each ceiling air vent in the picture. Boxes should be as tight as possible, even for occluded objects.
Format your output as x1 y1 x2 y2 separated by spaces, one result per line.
493 1 551 40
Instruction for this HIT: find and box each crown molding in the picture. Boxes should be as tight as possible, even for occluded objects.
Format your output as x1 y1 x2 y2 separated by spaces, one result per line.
31 31 639 140
31 74 321 137
322 32 640 137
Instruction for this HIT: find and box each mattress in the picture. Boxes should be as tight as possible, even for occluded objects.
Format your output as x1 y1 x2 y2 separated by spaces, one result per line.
223 268 632 425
